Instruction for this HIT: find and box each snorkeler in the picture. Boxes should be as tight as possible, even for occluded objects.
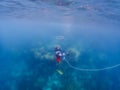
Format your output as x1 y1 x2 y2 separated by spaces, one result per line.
55 46 66 63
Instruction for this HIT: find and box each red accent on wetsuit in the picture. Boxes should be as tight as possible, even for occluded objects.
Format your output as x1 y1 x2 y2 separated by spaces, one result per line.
56 57 61 63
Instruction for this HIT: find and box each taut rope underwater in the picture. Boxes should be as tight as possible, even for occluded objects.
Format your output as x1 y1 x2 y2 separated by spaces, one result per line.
64 59 120 71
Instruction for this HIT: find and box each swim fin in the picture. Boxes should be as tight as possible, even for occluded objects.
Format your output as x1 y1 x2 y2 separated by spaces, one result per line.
56 69 63 75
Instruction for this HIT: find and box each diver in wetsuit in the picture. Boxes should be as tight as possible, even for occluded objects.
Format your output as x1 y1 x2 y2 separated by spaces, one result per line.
55 46 66 75
55 47 66 63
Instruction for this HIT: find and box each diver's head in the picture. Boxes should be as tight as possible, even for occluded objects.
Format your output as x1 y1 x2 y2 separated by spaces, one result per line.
55 46 61 51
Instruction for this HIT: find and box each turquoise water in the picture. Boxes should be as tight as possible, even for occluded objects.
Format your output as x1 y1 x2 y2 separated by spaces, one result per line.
0 0 120 90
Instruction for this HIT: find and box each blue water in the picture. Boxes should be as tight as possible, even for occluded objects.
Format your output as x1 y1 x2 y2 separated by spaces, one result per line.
0 0 120 90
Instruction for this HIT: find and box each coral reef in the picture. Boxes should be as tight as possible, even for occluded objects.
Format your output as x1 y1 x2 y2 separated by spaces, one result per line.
1 43 120 90
31 47 54 61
